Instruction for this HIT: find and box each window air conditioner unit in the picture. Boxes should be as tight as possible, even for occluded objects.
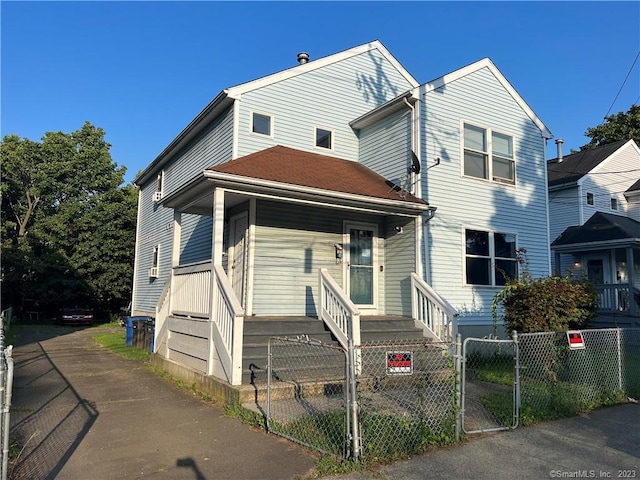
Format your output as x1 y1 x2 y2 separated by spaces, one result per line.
153 191 162 202
148 267 159 278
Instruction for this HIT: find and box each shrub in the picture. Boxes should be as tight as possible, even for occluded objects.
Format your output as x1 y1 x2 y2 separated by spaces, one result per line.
492 251 597 333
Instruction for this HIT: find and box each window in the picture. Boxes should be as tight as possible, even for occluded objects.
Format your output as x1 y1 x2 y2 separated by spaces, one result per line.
586 192 594 205
611 196 618 210
315 128 333 150
252 112 272 136
463 123 515 184
465 229 517 286
149 245 160 278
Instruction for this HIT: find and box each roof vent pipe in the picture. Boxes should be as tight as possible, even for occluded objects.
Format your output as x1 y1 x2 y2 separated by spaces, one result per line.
297 52 309 65
555 138 564 162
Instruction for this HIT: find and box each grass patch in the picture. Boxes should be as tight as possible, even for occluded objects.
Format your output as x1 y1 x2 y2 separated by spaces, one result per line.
623 350 640 399
224 402 266 430
466 352 514 386
480 391 515 426
93 331 151 362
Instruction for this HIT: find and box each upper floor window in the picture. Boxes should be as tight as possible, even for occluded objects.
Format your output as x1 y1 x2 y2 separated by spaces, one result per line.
586 192 594 205
463 123 515 184
252 112 272 137
611 196 618 210
148 245 160 278
315 127 333 150
465 229 517 286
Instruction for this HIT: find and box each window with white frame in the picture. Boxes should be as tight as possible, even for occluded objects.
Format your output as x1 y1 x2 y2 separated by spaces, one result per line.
611 196 618 210
315 127 333 150
465 229 517 286
463 123 515 184
252 112 272 136
586 192 594 205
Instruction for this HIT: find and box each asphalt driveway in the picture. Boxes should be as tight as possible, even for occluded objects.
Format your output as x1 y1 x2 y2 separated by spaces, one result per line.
8 324 316 480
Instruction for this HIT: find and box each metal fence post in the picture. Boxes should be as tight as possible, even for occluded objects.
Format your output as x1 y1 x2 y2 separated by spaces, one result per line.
455 333 462 441
512 330 520 428
347 338 360 461
616 328 623 392
1 346 13 480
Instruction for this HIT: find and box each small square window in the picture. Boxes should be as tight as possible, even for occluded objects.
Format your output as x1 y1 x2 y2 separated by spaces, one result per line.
316 128 332 149
252 113 272 136
586 192 594 205
611 197 618 210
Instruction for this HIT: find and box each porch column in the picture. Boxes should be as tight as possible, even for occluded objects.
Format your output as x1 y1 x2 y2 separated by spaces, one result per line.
208 187 225 376
554 251 561 277
627 246 636 315
212 188 225 265
172 210 182 267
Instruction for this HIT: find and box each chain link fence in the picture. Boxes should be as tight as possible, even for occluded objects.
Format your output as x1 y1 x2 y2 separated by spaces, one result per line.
462 337 517 434
1 309 15 480
517 328 638 425
267 336 350 457
356 340 459 461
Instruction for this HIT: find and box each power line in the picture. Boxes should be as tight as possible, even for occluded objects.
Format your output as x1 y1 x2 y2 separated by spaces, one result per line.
604 50 640 119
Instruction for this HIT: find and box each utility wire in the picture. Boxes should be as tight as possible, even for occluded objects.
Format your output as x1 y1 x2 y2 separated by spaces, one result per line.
604 50 640 119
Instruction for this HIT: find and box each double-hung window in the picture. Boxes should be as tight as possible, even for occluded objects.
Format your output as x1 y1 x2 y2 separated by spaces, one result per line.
465 229 517 286
463 123 515 184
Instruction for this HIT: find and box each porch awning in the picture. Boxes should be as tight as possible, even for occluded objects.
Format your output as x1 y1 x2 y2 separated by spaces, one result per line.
551 212 640 252
161 146 432 217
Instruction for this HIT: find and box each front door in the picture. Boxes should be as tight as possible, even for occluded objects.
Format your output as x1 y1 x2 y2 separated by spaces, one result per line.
345 223 378 311
586 255 610 284
230 213 248 306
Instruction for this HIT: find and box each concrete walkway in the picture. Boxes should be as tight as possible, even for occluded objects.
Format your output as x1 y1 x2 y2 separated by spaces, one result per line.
9 324 317 480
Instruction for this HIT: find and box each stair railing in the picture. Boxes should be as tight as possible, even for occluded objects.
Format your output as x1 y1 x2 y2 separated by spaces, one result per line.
211 264 245 385
318 269 361 349
154 279 171 355
411 272 458 342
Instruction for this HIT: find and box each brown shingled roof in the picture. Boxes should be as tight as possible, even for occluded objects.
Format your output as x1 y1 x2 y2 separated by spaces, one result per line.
208 145 425 205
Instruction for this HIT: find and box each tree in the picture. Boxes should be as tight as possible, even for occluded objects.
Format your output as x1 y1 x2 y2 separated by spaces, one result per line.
1 122 137 319
580 104 640 150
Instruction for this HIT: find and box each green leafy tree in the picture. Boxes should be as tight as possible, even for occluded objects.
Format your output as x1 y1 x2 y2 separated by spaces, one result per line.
1 122 137 319
580 104 640 150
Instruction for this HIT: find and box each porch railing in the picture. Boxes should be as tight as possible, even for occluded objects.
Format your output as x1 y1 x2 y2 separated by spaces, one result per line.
318 269 361 348
411 272 458 342
172 261 212 318
596 284 640 316
154 280 171 355
211 264 245 385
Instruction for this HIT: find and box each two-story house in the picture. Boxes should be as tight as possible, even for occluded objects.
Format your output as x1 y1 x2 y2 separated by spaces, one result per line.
131 41 553 386
548 139 640 323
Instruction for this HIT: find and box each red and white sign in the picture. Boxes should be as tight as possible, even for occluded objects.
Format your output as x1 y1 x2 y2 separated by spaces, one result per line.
387 351 413 375
566 331 585 350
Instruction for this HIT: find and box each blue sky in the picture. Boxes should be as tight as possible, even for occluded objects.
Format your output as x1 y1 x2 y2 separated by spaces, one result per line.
2 2 639 183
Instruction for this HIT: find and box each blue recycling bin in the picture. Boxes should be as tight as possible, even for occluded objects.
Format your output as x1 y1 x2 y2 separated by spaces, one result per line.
125 316 154 349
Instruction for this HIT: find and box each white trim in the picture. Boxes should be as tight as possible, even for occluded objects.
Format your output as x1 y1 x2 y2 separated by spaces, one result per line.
226 40 419 98
344 221 379 313
314 126 334 151
229 212 249 308
249 110 274 139
172 210 182 267
232 100 240 159
460 120 517 187
131 188 144 313
421 58 552 139
246 198 257 316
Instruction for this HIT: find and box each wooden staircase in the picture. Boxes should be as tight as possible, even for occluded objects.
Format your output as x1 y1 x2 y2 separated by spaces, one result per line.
241 315 427 384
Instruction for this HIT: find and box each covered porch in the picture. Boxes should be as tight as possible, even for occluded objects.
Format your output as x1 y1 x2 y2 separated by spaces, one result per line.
153 146 457 385
552 212 640 319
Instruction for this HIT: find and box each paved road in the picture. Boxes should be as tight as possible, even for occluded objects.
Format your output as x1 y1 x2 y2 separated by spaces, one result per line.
9 324 316 480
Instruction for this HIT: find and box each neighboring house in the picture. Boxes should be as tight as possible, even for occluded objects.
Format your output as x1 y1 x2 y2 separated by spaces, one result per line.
131 41 553 386
548 139 640 322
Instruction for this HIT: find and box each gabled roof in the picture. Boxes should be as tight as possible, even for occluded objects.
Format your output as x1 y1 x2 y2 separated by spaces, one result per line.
625 178 640 195
207 145 426 206
134 41 417 185
420 58 553 139
547 139 630 188
551 211 640 248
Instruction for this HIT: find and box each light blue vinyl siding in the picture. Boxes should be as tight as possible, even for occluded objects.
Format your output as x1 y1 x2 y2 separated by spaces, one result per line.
251 201 386 316
358 110 412 187
420 66 550 328
383 217 417 316
236 50 414 161
132 106 234 314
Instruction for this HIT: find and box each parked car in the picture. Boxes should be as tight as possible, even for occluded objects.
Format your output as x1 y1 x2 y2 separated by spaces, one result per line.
60 305 94 326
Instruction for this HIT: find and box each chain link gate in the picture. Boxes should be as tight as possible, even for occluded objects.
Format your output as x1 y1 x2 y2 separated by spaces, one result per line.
462 336 519 434
266 336 352 457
